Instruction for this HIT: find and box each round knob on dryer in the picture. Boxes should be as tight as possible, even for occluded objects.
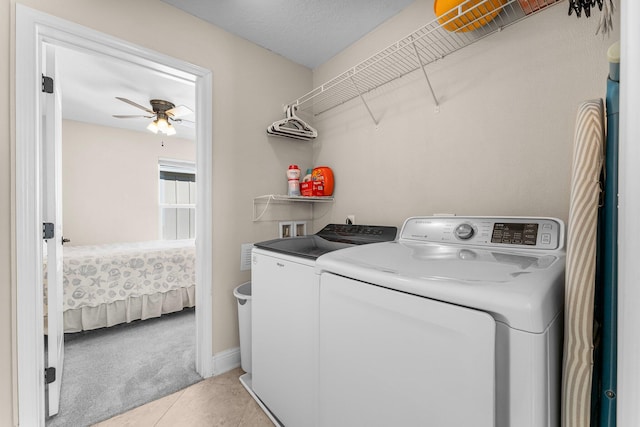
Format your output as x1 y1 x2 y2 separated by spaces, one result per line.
454 223 475 240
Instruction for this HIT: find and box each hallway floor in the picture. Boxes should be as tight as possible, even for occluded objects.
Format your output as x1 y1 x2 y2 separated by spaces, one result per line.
94 368 273 427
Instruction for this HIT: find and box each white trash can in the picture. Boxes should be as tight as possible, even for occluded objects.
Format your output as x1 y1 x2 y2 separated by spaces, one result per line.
233 282 252 373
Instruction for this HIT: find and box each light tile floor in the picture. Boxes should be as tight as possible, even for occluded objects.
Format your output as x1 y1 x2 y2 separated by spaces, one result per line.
94 368 273 427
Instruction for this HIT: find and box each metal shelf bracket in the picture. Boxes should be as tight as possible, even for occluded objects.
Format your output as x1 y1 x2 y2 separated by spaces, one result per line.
350 75 379 125
410 40 439 109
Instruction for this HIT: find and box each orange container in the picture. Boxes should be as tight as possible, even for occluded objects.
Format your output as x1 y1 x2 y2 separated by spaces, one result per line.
434 0 507 32
311 166 334 196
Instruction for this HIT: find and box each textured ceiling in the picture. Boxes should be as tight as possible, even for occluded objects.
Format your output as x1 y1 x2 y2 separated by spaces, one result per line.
160 0 416 69
58 1 415 139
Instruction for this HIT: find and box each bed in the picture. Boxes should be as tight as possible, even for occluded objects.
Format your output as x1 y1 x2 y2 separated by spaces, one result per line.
44 239 196 333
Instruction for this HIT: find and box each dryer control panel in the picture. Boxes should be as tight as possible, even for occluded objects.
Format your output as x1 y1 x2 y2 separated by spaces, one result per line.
399 216 565 251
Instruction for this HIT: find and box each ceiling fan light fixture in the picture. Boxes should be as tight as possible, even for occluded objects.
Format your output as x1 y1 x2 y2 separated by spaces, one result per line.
115 98 186 137
147 120 159 134
148 117 177 136
155 116 177 135
157 117 169 132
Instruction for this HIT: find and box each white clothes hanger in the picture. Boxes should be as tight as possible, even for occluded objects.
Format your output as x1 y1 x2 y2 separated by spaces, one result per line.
266 105 317 140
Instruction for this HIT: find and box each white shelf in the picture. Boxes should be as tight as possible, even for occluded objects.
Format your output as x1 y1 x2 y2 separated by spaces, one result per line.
253 194 334 221
290 0 561 119
255 194 335 203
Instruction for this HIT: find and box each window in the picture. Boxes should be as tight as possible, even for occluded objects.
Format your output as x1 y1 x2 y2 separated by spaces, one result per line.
159 160 196 240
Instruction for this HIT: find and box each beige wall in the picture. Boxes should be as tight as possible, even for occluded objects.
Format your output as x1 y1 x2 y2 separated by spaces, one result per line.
312 0 619 231
62 120 195 246
5 0 313 424
2 0 622 424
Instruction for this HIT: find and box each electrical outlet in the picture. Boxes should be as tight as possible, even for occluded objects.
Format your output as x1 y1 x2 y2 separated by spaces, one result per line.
346 215 355 225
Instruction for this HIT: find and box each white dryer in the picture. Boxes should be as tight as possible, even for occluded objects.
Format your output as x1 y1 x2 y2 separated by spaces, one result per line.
248 224 397 427
315 216 566 427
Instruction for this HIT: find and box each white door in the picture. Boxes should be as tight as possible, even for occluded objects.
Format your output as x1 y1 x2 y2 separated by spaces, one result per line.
319 272 496 427
42 43 65 417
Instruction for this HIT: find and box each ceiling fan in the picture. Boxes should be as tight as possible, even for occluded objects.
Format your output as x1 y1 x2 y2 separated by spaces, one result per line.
113 97 193 136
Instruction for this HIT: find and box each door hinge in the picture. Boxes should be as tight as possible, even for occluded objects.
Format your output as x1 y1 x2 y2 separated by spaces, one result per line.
45 367 56 384
43 222 54 240
42 75 53 94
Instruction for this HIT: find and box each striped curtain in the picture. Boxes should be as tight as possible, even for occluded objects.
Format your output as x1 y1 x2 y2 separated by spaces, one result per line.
561 99 605 426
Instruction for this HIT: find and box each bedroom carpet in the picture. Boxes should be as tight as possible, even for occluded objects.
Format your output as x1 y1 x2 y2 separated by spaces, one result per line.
46 308 202 427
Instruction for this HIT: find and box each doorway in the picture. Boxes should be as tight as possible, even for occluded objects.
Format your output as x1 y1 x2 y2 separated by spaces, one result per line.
16 5 213 426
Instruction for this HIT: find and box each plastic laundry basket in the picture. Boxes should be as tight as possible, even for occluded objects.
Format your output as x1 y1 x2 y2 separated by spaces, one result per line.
233 282 252 373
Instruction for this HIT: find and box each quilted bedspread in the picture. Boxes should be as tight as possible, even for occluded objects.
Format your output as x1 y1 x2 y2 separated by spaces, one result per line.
44 240 196 312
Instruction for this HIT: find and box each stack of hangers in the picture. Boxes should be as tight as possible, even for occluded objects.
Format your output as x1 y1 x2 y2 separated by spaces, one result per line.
266 104 317 141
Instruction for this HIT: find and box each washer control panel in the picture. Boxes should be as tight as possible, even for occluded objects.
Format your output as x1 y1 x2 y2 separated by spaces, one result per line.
400 216 564 251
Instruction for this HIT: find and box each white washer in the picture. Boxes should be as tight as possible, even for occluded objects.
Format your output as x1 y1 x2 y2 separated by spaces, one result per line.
315 216 566 427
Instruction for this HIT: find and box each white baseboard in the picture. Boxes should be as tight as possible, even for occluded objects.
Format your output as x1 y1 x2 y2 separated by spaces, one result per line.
211 347 241 375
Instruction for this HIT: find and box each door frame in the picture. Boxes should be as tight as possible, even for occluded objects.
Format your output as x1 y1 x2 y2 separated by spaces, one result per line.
619 0 640 423
42 42 65 417
15 5 214 426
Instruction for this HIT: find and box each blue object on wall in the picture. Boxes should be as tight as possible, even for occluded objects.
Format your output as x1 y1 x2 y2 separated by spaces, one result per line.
594 60 619 427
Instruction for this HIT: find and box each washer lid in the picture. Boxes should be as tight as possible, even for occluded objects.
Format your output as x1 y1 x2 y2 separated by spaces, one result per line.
254 235 352 260
315 241 565 333
254 224 397 260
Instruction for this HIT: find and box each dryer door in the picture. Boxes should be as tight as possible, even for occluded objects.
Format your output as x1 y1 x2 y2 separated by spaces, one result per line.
252 250 318 427
319 272 496 427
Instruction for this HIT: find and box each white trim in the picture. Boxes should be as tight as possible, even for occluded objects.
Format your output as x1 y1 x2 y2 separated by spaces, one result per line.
211 347 241 375
618 0 640 425
195 70 214 377
15 5 214 425
158 158 196 174
160 204 196 209
15 7 46 426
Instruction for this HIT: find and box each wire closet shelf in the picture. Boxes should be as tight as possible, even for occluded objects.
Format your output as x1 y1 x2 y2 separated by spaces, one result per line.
290 0 561 117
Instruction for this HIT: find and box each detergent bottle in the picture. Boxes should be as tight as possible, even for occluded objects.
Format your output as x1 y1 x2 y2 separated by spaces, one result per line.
287 165 301 196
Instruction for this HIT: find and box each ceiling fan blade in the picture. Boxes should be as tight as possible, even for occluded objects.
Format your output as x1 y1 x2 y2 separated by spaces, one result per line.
112 114 154 119
166 105 193 118
115 97 154 114
171 118 195 128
